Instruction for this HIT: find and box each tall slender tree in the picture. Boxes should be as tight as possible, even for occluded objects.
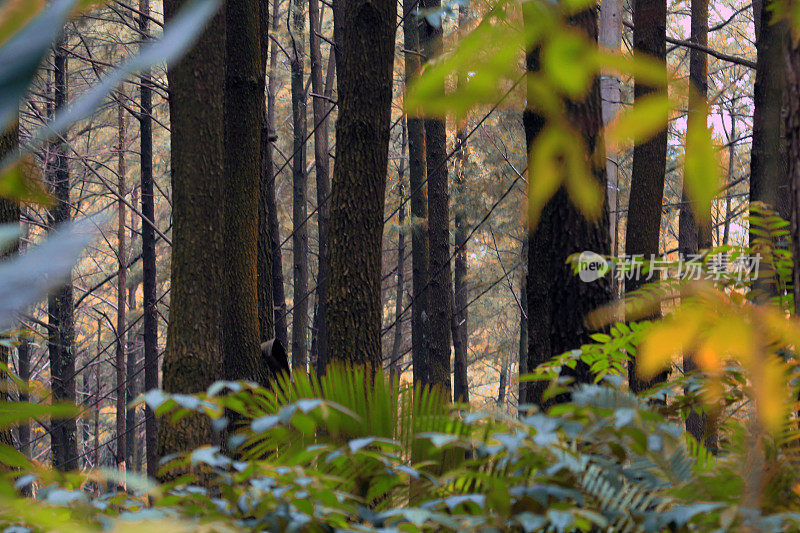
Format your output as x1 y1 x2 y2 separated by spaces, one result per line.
391 121 409 381
138 0 159 479
115 99 127 475
403 0 430 388
49 35 79 471
258 0 275 362
265 0 289 351
420 0 452 398
626 0 668 393
309 0 333 374
158 0 224 463
452 2 470 404
524 8 612 408
327 0 398 367
290 0 310 371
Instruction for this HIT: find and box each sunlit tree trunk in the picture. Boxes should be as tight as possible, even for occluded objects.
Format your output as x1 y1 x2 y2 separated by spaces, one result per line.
327 0 397 367
390 121 408 381
599 0 621 266
626 0 668 393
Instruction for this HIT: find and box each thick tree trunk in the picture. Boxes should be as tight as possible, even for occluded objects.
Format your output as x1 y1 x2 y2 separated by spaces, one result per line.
524 8 612 409
159 0 224 465
266 0 289 351
403 0 430 388
308 0 332 375
626 0 669 393
115 100 127 476
751 0 789 221
420 0 452 398
257 0 276 371
138 0 159 480
327 0 397 367
290 0 310 372
49 36 78 471
222 0 263 383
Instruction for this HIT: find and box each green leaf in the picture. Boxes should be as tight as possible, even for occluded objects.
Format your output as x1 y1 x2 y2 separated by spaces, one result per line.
684 98 720 225
0 401 79 430
605 92 670 149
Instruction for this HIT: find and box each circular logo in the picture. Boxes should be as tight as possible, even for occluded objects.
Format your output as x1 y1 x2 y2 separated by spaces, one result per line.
577 251 611 282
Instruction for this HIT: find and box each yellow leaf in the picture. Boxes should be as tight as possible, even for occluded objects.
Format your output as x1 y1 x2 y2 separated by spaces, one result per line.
0 156 53 206
605 92 670 150
564 136 602 220
528 127 566 228
638 311 702 378
684 96 721 226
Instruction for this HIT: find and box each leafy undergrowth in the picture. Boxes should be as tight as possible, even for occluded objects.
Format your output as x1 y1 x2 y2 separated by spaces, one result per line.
2 360 800 532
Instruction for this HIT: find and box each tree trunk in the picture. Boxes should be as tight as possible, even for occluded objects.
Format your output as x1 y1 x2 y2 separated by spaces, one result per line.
420 0 452 398
0 125 18 450
751 0 789 221
600 0 622 283
290 0 310 372
403 0 430 389
49 36 79 471
309 0 333 375
266 0 289 351
222 0 263 384
115 99 127 476
138 0 159 480
626 0 669 393
789 26 800 320
524 8 612 409
517 240 529 409
683 0 716 449
390 121 408 381
257 0 277 381
125 186 139 471
159 0 224 465
451 2 470 405
18 336 30 459
327 0 397 368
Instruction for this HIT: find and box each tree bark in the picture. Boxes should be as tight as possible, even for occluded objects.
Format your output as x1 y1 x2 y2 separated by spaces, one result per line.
327 0 397 368
0 124 18 450
309 0 332 374
115 99 127 476
125 186 139 471
420 0 452 399
49 36 79 471
627 0 669 393
257 0 276 376
403 0 430 389
524 7 612 409
517 239 529 409
750 0 789 221
266 0 289 352
222 0 263 384
789 25 800 321
290 0 310 372
138 0 159 480
451 2 470 405
159 0 224 465
390 121 408 381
